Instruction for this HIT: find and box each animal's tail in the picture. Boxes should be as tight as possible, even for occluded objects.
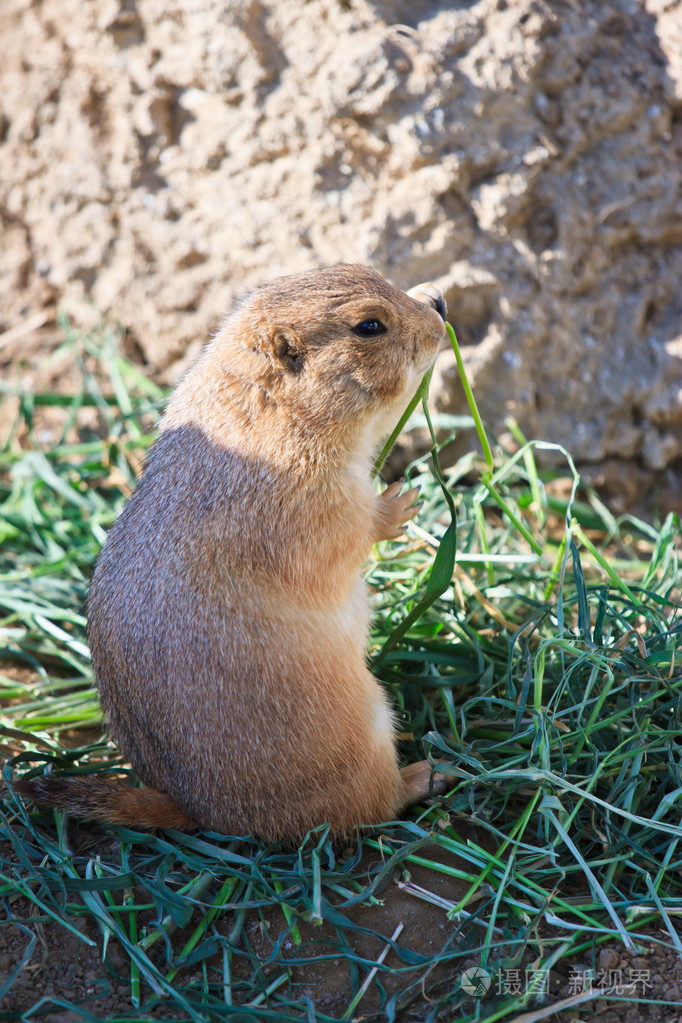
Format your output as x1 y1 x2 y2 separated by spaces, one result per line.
11 776 198 831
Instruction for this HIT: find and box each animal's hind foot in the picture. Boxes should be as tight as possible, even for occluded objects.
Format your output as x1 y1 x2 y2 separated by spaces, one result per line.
399 759 449 809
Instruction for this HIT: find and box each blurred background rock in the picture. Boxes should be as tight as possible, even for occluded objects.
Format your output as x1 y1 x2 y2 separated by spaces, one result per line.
1 0 681 513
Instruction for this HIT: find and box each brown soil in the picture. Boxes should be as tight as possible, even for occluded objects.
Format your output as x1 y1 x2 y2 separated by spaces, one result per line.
2 821 682 1022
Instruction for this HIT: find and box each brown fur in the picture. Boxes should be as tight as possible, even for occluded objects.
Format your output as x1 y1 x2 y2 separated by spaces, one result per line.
16 265 447 842
13 776 197 830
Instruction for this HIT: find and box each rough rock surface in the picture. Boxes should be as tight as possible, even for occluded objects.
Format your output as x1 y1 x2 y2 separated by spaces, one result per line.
1 0 682 508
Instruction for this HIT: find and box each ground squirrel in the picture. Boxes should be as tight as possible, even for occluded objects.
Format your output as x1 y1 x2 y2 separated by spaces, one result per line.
15 264 449 841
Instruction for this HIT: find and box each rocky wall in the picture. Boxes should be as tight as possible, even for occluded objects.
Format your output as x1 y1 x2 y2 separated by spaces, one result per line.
1 0 681 509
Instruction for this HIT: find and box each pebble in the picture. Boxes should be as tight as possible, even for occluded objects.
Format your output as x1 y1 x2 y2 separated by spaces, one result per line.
106 942 128 971
598 946 620 972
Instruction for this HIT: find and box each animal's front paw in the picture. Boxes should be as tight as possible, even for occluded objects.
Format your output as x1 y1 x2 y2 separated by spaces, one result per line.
374 478 422 542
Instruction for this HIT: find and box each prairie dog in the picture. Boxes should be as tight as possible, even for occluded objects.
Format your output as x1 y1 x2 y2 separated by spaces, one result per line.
16 265 448 841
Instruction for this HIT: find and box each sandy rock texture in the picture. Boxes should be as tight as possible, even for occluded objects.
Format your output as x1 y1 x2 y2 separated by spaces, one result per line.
1 0 681 507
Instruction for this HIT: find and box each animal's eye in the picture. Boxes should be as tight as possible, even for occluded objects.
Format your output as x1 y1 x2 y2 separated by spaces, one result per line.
352 319 387 338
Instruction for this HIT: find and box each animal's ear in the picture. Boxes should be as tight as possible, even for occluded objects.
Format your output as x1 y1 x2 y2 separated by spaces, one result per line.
267 328 307 375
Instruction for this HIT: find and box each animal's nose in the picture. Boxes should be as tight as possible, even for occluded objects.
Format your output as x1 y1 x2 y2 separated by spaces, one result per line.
407 282 447 323
432 292 447 322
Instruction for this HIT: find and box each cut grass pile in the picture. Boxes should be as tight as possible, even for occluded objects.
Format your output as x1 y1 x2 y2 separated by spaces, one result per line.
0 317 681 1022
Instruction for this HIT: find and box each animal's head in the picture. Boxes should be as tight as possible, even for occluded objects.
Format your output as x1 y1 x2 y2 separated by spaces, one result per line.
228 264 446 430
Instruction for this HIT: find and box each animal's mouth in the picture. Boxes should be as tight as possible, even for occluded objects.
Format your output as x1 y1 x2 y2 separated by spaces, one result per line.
414 345 441 377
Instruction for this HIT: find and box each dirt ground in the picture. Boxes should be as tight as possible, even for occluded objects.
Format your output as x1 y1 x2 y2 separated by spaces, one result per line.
2 816 682 1022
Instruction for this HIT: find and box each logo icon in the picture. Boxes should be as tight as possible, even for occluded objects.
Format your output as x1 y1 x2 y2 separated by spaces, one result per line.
461 966 492 997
